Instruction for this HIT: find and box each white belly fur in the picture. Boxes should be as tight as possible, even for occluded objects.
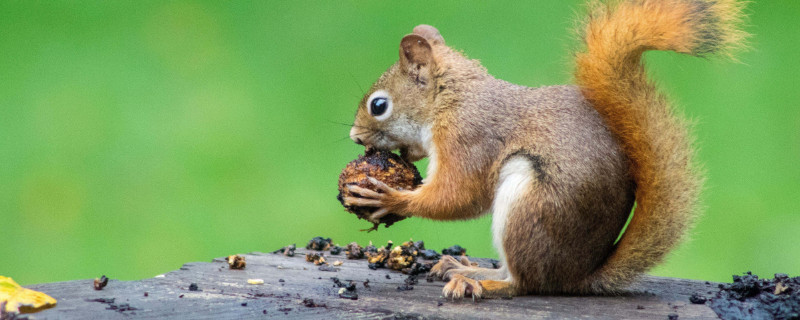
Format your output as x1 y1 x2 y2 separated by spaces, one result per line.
491 157 533 281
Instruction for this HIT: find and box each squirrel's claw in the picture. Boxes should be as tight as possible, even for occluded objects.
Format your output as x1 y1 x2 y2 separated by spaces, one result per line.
442 274 483 300
368 208 390 222
367 177 397 194
343 196 382 207
347 185 385 199
430 255 464 280
348 177 410 222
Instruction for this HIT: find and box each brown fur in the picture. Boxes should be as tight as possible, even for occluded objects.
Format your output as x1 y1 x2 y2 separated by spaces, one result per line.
346 0 746 296
574 0 746 293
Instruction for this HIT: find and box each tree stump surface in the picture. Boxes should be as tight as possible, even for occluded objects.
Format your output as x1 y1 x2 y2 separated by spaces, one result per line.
21 249 721 319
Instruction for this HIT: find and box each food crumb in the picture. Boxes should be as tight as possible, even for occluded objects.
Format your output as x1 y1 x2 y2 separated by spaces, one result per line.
366 241 391 269
227 255 246 269
306 252 327 265
93 275 109 290
345 242 364 260
333 260 343 266
247 279 264 285
332 277 358 300
306 237 333 251
272 244 297 257
442 245 467 256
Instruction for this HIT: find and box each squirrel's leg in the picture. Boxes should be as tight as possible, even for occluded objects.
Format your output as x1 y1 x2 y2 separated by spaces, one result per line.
441 156 534 298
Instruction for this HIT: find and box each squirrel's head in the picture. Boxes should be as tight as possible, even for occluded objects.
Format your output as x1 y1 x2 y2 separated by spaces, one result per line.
350 25 446 162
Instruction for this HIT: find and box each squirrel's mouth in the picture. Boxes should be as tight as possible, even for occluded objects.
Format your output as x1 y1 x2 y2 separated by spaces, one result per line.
399 145 426 163
352 128 427 163
399 147 413 163
362 146 422 164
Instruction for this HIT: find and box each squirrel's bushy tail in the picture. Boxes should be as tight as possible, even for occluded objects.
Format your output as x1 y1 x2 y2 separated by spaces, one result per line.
573 0 746 293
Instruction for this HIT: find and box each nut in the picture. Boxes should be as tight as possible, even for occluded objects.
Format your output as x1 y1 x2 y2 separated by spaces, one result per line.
337 149 422 231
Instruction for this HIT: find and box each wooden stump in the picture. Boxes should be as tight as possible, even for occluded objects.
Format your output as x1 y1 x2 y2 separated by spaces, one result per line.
22 249 720 319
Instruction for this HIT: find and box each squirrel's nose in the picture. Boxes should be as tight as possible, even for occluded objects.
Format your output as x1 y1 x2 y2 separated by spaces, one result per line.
350 126 365 145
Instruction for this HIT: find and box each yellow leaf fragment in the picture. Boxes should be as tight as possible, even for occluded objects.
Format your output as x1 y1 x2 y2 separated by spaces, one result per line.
0 276 57 314
775 282 788 295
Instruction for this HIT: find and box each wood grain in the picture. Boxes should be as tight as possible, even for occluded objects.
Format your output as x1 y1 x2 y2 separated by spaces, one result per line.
23 249 720 319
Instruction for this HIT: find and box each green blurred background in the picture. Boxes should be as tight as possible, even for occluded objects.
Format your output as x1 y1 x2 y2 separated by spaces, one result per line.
1 1 798 286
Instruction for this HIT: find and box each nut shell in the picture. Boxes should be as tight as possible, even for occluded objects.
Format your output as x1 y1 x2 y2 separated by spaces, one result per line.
337 149 422 231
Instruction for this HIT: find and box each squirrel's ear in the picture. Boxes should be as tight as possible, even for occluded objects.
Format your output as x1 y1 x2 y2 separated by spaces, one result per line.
399 34 433 69
413 25 445 45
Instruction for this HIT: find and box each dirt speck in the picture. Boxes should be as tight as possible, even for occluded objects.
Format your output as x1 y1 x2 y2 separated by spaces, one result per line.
302 298 327 308
689 293 706 304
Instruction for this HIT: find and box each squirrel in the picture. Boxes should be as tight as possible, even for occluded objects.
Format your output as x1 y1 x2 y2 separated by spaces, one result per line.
343 0 746 297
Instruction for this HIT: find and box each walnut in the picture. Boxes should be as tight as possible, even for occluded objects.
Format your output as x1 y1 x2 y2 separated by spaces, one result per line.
337 149 422 231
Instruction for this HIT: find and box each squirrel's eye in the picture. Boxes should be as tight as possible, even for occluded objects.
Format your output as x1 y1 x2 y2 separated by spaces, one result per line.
371 98 388 116
366 90 393 121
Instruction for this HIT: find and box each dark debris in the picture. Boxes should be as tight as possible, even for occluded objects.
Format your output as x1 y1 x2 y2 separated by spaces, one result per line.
93 275 109 291
345 242 364 260
272 244 296 257
86 298 138 313
306 237 333 251
441 245 466 256
709 271 800 320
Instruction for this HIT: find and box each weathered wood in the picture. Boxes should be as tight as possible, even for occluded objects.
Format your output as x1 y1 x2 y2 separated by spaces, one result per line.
22 249 720 319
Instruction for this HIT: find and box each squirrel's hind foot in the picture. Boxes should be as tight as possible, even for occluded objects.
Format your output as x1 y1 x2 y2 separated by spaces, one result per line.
442 275 519 300
432 255 507 281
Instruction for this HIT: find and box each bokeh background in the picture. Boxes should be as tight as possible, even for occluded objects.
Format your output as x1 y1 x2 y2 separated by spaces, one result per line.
1 1 798 286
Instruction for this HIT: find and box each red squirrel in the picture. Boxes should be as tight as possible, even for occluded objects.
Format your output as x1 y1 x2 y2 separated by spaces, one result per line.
343 0 746 297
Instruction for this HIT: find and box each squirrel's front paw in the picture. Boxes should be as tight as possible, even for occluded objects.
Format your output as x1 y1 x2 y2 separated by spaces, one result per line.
430 255 472 280
343 177 408 223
